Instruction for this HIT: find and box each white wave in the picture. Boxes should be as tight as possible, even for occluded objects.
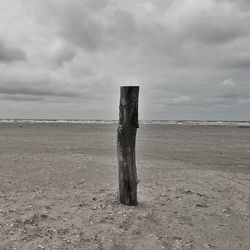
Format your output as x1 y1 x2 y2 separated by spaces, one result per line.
0 119 250 127
141 120 250 126
0 119 118 124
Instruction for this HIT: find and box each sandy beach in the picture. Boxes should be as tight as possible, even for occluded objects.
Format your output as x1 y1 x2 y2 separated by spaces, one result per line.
0 123 249 250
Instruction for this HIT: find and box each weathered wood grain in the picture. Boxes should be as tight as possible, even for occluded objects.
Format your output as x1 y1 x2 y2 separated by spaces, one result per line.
117 86 139 206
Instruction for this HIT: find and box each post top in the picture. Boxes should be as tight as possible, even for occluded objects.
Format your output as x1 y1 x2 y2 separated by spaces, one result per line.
120 86 139 89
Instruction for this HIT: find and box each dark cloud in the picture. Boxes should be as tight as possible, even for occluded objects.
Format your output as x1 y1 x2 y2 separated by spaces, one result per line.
181 6 250 44
225 53 250 69
0 77 79 98
83 0 110 12
0 71 119 105
0 94 45 102
28 0 250 64
0 84 77 97
215 79 250 103
186 19 248 44
54 48 75 66
215 0 250 8
0 39 27 63
105 10 137 46
30 0 107 51
59 12 104 51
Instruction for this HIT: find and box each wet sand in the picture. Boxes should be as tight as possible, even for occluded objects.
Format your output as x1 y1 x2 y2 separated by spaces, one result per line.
0 123 249 249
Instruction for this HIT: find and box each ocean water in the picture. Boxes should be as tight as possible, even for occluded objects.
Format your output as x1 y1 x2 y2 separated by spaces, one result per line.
0 119 250 127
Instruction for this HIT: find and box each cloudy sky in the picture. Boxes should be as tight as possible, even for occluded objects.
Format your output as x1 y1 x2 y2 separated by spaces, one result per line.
0 0 250 120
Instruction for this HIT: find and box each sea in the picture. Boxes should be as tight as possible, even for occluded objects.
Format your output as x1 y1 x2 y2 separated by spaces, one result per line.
0 119 250 127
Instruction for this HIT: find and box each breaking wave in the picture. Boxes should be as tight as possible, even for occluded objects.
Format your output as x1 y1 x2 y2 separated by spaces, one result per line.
0 119 250 127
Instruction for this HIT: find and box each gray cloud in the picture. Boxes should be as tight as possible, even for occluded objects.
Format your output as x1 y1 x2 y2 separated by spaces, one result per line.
28 0 250 65
0 0 250 120
47 40 76 66
0 70 119 106
0 75 79 99
30 0 107 51
59 12 104 51
0 39 27 63
224 52 250 69
181 7 250 44
0 94 46 102
54 48 75 66
0 83 77 97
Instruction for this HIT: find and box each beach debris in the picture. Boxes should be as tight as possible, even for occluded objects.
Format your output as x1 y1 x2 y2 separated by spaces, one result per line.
196 203 208 208
172 236 184 248
132 226 140 234
175 196 182 200
77 202 85 207
196 193 208 198
178 188 193 194
173 236 182 241
204 243 214 248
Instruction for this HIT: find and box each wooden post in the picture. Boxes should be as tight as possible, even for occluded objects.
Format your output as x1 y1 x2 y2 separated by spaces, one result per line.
117 86 139 206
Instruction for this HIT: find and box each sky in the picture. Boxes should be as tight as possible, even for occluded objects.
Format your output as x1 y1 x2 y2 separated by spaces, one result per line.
0 0 250 120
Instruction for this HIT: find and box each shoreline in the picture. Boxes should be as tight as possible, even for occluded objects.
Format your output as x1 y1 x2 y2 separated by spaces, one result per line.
0 119 250 127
